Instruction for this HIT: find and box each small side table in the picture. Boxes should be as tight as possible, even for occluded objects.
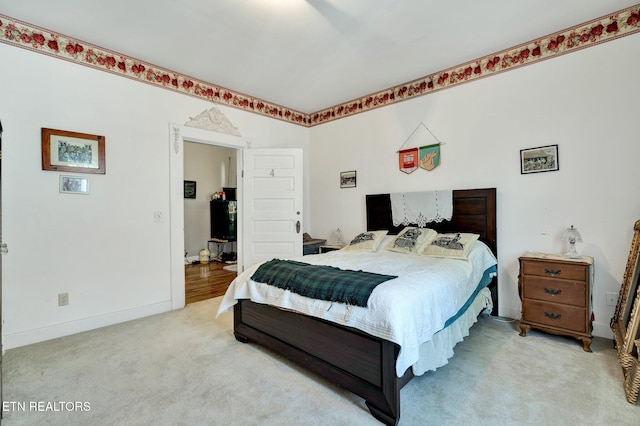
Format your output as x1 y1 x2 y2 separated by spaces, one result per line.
518 252 594 352
303 239 327 255
208 238 230 262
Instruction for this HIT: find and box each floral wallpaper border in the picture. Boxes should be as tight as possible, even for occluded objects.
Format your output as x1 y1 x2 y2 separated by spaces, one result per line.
311 5 640 126
1 4 639 127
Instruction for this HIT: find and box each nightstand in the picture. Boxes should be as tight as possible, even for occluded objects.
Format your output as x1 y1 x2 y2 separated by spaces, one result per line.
303 239 327 255
319 245 344 253
518 252 594 352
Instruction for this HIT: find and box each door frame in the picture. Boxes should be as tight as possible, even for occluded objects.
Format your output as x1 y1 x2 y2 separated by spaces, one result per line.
168 124 246 310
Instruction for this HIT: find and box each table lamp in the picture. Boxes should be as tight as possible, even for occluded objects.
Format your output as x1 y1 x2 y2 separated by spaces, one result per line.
562 225 582 256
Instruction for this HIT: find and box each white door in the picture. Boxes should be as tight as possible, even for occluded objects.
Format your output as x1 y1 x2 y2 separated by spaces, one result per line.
242 148 303 270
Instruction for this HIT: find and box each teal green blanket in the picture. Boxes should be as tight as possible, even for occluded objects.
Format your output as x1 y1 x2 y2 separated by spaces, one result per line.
251 259 397 307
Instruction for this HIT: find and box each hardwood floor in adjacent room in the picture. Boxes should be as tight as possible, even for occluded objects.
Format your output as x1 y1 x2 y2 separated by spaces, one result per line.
185 261 237 304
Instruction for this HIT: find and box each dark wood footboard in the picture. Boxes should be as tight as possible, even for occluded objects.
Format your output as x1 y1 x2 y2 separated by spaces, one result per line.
234 299 413 425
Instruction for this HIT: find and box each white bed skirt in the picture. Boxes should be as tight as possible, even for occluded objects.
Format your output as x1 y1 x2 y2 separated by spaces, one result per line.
410 287 492 376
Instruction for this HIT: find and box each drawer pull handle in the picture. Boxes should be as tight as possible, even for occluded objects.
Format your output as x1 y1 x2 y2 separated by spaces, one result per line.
544 268 561 276
544 312 562 320
544 288 562 296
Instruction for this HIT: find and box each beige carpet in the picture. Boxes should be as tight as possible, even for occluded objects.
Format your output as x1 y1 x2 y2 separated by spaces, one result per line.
2 297 639 425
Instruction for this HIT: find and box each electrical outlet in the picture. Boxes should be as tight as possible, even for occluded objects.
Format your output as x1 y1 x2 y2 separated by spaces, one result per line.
58 293 69 306
153 210 163 221
606 292 617 306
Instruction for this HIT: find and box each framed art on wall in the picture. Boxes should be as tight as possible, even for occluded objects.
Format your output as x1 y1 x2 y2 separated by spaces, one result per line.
59 175 90 195
340 170 357 188
42 128 106 174
520 144 559 174
184 180 197 199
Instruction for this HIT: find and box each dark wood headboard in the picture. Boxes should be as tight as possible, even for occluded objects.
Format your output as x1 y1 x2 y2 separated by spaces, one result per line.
366 188 498 314
366 188 497 256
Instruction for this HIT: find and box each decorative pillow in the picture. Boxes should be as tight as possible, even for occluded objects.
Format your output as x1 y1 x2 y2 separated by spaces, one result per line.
386 227 437 254
342 230 388 252
420 233 480 260
376 235 395 252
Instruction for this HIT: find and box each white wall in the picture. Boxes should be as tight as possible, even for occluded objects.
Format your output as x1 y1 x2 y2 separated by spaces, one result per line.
2 29 638 347
183 143 237 259
308 33 640 338
0 42 309 349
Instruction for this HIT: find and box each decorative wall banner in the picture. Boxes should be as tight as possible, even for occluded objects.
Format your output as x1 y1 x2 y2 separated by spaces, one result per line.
399 148 418 174
419 144 441 171
397 122 442 173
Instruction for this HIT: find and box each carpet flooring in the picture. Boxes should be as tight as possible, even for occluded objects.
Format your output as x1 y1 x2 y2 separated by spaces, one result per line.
2 297 639 425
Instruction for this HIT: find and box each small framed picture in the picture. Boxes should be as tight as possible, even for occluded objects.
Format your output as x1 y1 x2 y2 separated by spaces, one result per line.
184 180 197 199
42 128 106 174
60 175 90 194
340 170 357 188
520 144 559 174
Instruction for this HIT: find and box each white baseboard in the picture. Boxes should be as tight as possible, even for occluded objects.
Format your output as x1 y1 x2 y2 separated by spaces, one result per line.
3 301 173 350
592 322 614 340
498 305 521 320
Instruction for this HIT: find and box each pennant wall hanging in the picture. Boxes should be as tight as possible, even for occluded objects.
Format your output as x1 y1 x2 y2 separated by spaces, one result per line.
419 143 440 171
399 147 418 174
396 122 443 174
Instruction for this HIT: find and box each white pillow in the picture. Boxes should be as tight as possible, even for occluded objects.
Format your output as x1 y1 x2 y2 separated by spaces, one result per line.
386 227 437 254
420 233 479 260
376 235 395 252
342 230 388 252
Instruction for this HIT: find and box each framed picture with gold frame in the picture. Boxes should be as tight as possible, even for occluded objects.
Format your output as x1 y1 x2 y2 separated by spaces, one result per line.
42 128 106 174
611 219 640 404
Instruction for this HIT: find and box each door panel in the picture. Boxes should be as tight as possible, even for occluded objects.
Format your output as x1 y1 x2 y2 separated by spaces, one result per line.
242 149 303 270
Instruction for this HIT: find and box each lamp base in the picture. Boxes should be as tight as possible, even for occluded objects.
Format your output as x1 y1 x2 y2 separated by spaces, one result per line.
564 242 579 257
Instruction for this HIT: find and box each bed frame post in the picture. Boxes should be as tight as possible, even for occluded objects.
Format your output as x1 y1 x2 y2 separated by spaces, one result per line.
365 340 413 425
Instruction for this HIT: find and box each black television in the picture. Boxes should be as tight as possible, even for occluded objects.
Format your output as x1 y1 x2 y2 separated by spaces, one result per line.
210 200 237 241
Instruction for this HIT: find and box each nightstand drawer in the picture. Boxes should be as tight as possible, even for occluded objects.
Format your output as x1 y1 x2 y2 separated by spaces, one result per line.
521 276 586 307
521 261 587 281
522 299 587 333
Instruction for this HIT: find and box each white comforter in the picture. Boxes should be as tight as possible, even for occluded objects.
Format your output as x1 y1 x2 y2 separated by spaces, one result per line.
217 240 497 376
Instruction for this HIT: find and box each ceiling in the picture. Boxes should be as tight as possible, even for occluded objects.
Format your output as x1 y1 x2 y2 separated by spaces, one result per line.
2 0 638 113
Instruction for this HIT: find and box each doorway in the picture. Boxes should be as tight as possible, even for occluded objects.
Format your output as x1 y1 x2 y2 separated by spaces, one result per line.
183 141 237 304
168 124 246 310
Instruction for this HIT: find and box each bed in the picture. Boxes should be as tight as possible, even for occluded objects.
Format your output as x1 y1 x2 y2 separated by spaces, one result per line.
217 188 497 425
